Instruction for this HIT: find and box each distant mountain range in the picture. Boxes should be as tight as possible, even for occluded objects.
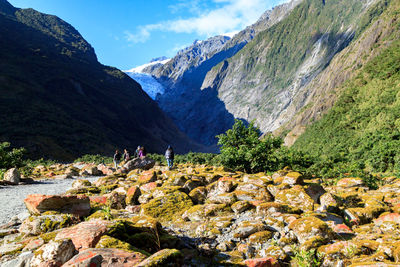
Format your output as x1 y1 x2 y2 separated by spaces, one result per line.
127 0 398 154
0 0 204 160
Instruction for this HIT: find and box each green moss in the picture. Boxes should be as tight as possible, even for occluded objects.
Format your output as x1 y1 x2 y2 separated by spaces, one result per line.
87 210 113 221
40 214 72 233
39 231 58 243
106 219 160 253
248 231 273 244
95 235 150 256
141 191 193 222
137 249 183 267
99 184 118 194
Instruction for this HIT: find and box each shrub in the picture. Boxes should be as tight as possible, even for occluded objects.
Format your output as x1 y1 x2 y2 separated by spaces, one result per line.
74 154 113 165
216 120 283 173
0 142 25 179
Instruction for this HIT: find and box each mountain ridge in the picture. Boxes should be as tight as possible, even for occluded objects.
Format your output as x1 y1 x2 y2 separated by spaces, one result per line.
0 0 205 160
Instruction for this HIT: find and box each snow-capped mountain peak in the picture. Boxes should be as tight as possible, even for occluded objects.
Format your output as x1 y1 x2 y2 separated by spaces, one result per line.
125 58 170 74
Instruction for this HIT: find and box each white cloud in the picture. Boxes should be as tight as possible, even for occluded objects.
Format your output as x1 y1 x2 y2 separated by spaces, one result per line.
125 0 284 44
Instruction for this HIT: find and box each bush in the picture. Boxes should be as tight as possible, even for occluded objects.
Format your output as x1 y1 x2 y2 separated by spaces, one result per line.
74 154 113 165
19 158 58 178
148 152 219 166
216 120 283 173
0 142 25 179
0 142 25 169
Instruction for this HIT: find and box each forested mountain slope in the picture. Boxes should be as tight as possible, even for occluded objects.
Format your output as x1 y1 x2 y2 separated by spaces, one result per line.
0 0 203 160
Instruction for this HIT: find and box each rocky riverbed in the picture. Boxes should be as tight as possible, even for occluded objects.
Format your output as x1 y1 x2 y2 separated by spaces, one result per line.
0 176 100 225
1 159 400 266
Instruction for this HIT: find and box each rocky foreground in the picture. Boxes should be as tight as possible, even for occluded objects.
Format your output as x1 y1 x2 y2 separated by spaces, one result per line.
1 159 400 266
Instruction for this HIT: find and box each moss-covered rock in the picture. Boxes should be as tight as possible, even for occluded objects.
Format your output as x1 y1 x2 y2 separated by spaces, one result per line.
289 216 333 244
95 235 150 256
248 231 273 245
106 219 159 253
275 185 315 212
141 191 193 222
336 178 365 188
256 202 301 215
189 186 207 204
231 200 253 214
71 179 92 189
65 186 100 195
208 192 237 205
136 248 183 267
19 214 75 235
233 221 267 239
282 172 304 185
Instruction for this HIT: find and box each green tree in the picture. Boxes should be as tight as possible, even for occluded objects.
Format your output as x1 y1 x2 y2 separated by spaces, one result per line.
0 142 25 169
216 120 283 173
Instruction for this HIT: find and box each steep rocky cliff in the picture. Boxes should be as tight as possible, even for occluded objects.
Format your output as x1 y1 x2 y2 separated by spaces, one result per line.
145 0 302 145
278 0 396 146
0 0 203 160
202 0 379 139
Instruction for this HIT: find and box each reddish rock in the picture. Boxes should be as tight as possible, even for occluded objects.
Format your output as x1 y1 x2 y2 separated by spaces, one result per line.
97 164 114 175
336 178 364 188
63 248 146 267
30 239 77 267
140 182 157 193
23 238 45 251
122 156 155 173
24 194 90 216
55 219 110 251
138 170 157 184
333 224 353 234
374 213 400 225
245 257 280 267
126 186 141 205
89 196 108 205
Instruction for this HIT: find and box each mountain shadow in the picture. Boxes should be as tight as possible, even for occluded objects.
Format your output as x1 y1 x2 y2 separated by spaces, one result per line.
0 0 205 160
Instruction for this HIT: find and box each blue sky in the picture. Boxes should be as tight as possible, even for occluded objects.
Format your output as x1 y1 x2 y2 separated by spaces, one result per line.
8 0 286 70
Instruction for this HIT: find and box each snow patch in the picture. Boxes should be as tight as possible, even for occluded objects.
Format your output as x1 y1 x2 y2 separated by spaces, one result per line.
125 58 170 73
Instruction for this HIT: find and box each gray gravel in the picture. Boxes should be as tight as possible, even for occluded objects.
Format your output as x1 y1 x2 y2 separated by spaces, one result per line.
0 177 100 225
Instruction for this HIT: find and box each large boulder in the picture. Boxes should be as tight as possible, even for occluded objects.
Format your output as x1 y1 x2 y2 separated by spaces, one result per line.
24 194 90 217
63 248 146 267
336 178 365 188
97 164 114 175
3 168 20 184
55 219 110 251
141 191 193 222
19 214 75 235
122 157 155 173
30 239 77 267
275 185 315 212
289 216 334 244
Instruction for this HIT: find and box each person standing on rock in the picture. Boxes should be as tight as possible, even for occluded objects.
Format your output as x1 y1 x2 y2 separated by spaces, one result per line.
123 148 130 162
138 146 146 158
113 149 121 169
165 145 174 169
135 146 141 158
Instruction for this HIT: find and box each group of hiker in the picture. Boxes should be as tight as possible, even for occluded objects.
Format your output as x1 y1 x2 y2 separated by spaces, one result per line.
113 145 174 169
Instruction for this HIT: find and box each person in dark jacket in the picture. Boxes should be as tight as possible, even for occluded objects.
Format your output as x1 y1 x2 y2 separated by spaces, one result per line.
165 145 174 168
122 149 130 162
113 149 121 169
